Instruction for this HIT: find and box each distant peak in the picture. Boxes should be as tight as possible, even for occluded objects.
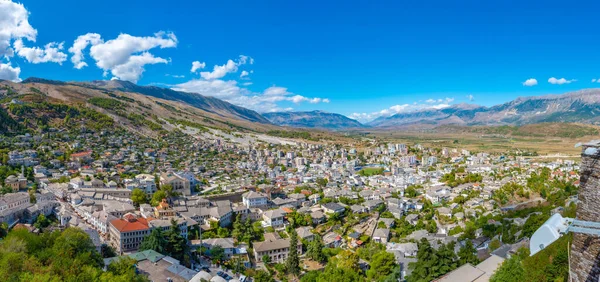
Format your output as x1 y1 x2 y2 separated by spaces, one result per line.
22 77 66 85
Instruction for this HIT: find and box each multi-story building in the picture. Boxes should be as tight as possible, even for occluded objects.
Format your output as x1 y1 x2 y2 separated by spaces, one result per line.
254 233 302 263
0 192 30 225
242 191 269 208
108 213 150 253
160 172 191 196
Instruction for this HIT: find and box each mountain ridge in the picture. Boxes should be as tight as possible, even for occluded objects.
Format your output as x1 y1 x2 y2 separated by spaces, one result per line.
263 110 366 130
369 89 600 128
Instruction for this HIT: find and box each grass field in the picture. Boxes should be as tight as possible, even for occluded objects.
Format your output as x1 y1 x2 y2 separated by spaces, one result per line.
358 167 385 176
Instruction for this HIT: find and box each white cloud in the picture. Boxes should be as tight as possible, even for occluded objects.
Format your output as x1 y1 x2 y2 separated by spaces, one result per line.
348 98 455 123
242 82 253 86
68 33 102 69
240 70 249 78
592 78 600 83
190 61 205 73
200 55 252 80
174 78 329 112
522 78 538 86
0 0 37 59
108 52 169 82
264 86 290 96
13 39 67 64
548 77 576 85
0 62 21 82
467 94 474 101
70 31 178 82
165 74 184 78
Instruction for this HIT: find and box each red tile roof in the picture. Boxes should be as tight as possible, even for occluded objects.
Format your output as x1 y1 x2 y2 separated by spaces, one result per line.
110 216 149 232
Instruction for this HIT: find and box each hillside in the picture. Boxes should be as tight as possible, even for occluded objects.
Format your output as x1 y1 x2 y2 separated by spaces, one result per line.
263 110 366 130
0 78 278 137
74 79 270 124
369 89 600 127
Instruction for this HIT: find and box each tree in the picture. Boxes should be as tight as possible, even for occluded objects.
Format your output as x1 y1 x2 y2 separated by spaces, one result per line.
131 188 147 207
150 190 167 206
306 235 325 263
33 214 51 230
164 219 187 261
139 228 166 254
490 255 524 282
262 254 271 264
458 240 479 265
210 245 225 264
286 228 300 276
407 238 438 282
367 251 397 281
254 270 275 282
489 238 501 251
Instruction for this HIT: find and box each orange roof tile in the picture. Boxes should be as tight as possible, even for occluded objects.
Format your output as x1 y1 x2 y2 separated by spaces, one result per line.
110 216 149 232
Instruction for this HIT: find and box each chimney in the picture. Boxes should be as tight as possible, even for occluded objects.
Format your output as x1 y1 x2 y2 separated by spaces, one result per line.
570 140 600 281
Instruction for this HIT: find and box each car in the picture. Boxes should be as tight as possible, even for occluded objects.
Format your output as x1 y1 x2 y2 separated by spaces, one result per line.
217 271 224 276
239 275 247 282
201 266 211 272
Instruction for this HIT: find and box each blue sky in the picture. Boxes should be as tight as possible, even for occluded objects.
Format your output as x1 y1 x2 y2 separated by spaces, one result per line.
2 0 600 121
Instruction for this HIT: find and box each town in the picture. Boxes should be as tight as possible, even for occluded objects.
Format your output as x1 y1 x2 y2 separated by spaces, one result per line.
0 118 580 282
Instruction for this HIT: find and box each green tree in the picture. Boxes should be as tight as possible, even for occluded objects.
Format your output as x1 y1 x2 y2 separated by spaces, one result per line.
150 190 167 206
33 214 51 230
286 228 300 276
131 188 147 207
164 219 186 261
307 235 325 263
254 270 275 282
490 255 524 282
210 245 225 264
262 254 271 264
366 251 397 281
458 240 479 265
407 238 438 282
489 238 501 251
139 228 166 254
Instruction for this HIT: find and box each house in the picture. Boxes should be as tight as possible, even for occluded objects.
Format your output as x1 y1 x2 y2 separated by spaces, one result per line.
154 198 176 218
200 237 236 258
350 204 366 214
390 242 418 257
379 218 396 229
242 191 269 208
262 208 286 228
405 214 420 225
296 226 315 242
437 207 452 218
310 210 326 224
322 232 343 248
322 202 345 215
308 194 321 204
254 232 302 263
288 193 306 207
373 228 390 244
160 172 191 196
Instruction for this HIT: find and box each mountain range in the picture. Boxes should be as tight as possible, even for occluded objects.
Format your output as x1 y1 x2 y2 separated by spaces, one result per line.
6 77 600 132
368 89 600 128
262 110 364 129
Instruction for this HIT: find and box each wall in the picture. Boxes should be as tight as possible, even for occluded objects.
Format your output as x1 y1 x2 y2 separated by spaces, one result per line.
570 142 600 281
